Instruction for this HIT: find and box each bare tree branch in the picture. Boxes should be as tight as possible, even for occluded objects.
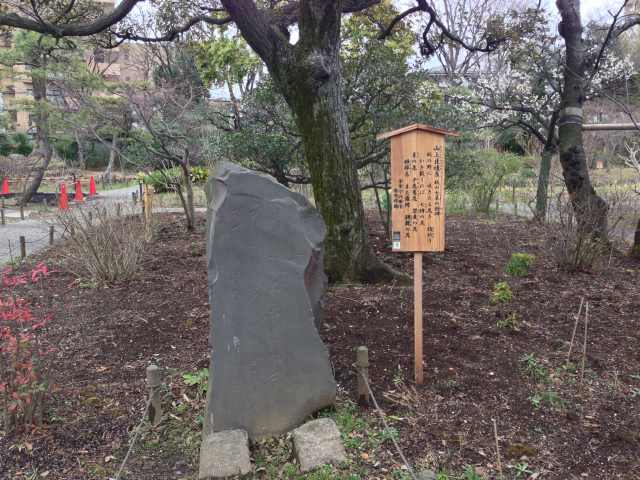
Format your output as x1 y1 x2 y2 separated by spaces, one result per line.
0 0 143 37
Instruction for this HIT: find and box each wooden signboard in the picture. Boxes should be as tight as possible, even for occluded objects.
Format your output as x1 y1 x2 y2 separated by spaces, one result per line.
377 123 458 385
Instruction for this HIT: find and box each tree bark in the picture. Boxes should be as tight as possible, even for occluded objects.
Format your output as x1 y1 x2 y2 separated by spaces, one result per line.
179 160 195 231
222 0 404 283
74 129 86 170
632 217 640 258
20 63 52 205
103 134 118 183
534 112 558 221
556 0 608 237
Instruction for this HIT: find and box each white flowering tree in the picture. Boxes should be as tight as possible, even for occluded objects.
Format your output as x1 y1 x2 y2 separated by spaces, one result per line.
458 6 634 221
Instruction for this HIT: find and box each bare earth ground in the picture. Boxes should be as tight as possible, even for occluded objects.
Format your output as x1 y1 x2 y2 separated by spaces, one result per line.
1 212 639 480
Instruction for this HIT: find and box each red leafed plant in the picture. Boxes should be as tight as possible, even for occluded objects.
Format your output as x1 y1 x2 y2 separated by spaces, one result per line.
1 262 52 432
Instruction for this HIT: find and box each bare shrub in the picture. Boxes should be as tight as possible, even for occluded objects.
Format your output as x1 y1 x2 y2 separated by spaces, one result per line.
57 205 145 283
546 187 635 271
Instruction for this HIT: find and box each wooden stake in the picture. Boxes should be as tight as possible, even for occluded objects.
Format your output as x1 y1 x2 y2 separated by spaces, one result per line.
567 297 584 363
49 225 54 245
146 364 163 426
414 252 424 385
492 418 503 480
580 302 589 384
19 236 26 260
356 346 370 406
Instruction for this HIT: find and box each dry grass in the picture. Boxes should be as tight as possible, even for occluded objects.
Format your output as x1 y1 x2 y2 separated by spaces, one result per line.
57 206 146 284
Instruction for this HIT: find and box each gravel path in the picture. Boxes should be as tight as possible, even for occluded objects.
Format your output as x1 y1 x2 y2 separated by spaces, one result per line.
0 185 206 266
0 186 139 266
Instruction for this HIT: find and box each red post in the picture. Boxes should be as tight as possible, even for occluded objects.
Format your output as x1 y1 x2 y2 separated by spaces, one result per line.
59 184 69 210
89 176 97 197
74 180 84 202
1 177 9 194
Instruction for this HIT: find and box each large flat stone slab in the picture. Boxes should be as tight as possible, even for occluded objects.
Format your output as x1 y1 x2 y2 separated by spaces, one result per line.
198 429 251 479
201 162 336 441
293 418 346 473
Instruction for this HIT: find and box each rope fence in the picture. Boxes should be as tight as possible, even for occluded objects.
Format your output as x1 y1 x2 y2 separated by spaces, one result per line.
112 395 154 480
111 364 164 480
354 349 419 480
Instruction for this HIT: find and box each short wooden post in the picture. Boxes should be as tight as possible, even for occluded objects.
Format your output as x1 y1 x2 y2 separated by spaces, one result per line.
356 346 370 406
1 198 4 209
1 208 4 226
132 191 137 204
87 211 93 225
144 185 153 241
146 364 163 426
414 253 424 385
19 236 26 260
19 205 24 220
116 202 121 217
49 225 54 245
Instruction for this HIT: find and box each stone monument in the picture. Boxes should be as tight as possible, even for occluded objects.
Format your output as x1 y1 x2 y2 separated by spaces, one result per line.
201 162 336 444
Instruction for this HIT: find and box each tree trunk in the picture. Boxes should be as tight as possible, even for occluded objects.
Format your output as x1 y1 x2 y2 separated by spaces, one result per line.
179 160 195 231
222 0 405 283
280 1 399 282
103 134 118 183
534 114 558 221
632 217 640 258
556 0 608 237
74 129 86 170
20 63 52 205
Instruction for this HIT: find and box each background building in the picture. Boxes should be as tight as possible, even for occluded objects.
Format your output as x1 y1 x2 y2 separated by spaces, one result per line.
0 0 150 133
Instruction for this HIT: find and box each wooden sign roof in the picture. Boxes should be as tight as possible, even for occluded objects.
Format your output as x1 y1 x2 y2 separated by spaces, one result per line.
376 123 460 141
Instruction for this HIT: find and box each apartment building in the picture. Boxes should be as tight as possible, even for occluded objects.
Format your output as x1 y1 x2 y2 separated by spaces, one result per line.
0 0 150 133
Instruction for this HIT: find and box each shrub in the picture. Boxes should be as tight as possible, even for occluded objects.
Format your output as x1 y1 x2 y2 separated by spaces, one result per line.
491 281 512 305
546 192 613 271
142 166 209 193
190 166 209 184
0 132 33 157
468 149 525 213
143 168 181 193
505 253 535 277
57 206 146 284
0 263 52 431
520 353 550 384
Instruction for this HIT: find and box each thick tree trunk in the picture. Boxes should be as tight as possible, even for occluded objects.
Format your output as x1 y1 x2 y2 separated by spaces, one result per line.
535 112 558 221
20 65 52 205
282 1 401 282
222 0 405 283
632 217 640 258
556 0 608 237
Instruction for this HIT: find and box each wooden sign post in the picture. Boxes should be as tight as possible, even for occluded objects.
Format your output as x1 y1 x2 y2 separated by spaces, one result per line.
377 123 458 384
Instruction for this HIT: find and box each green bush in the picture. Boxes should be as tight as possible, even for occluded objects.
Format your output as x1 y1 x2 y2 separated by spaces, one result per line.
190 166 209 184
53 137 79 165
143 166 209 193
0 132 33 156
469 149 526 213
491 281 513 305
505 253 535 277
143 168 181 193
